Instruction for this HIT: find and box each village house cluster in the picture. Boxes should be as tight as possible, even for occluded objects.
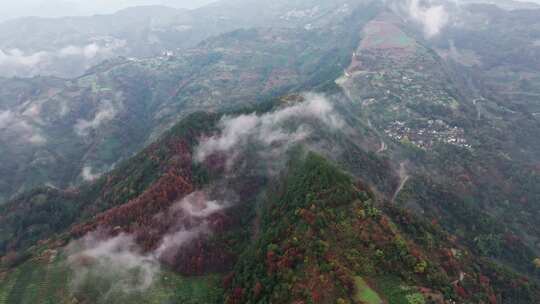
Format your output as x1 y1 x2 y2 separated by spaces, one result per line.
384 119 471 150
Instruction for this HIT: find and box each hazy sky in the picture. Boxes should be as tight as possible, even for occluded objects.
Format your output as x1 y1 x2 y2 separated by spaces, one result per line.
2 0 540 23
0 0 219 22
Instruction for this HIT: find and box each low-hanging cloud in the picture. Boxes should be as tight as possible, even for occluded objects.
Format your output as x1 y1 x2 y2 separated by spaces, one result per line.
173 191 230 218
81 166 102 182
0 110 46 145
60 40 127 59
66 190 229 297
75 99 120 137
0 40 127 77
59 43 104 59
406 0 449 38
154 190 229 262
66 232 160 298
0 49 47 67
195 93 344 165
154 224 209 262
0 110 14 129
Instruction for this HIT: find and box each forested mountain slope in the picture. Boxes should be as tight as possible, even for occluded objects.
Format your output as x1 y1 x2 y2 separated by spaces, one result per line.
0 0 539 303
1 103 539 303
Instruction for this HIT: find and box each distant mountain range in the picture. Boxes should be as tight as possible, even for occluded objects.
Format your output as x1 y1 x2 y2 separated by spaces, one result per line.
0 0 219 22
459 0 540 9
0 0 366 78
1 0 539 78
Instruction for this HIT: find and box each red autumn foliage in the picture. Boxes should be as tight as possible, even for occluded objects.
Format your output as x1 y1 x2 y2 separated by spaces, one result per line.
311 289 322 303
232 287 245 302
335 267 355 292
410 247 423 259
168 227 237 276
223 272 235 289
479 274 490 286
68 137 244 276
266 251 277 274
276 247 301 270
71 140 193 239
453 282 468 298
299 209 316 225
503 233 521 246
253 281 263 299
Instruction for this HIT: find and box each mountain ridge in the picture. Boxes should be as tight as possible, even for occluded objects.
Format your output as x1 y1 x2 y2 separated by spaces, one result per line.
0 1 539 303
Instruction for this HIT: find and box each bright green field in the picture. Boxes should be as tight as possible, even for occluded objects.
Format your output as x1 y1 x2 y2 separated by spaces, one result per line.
354 276 383 304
